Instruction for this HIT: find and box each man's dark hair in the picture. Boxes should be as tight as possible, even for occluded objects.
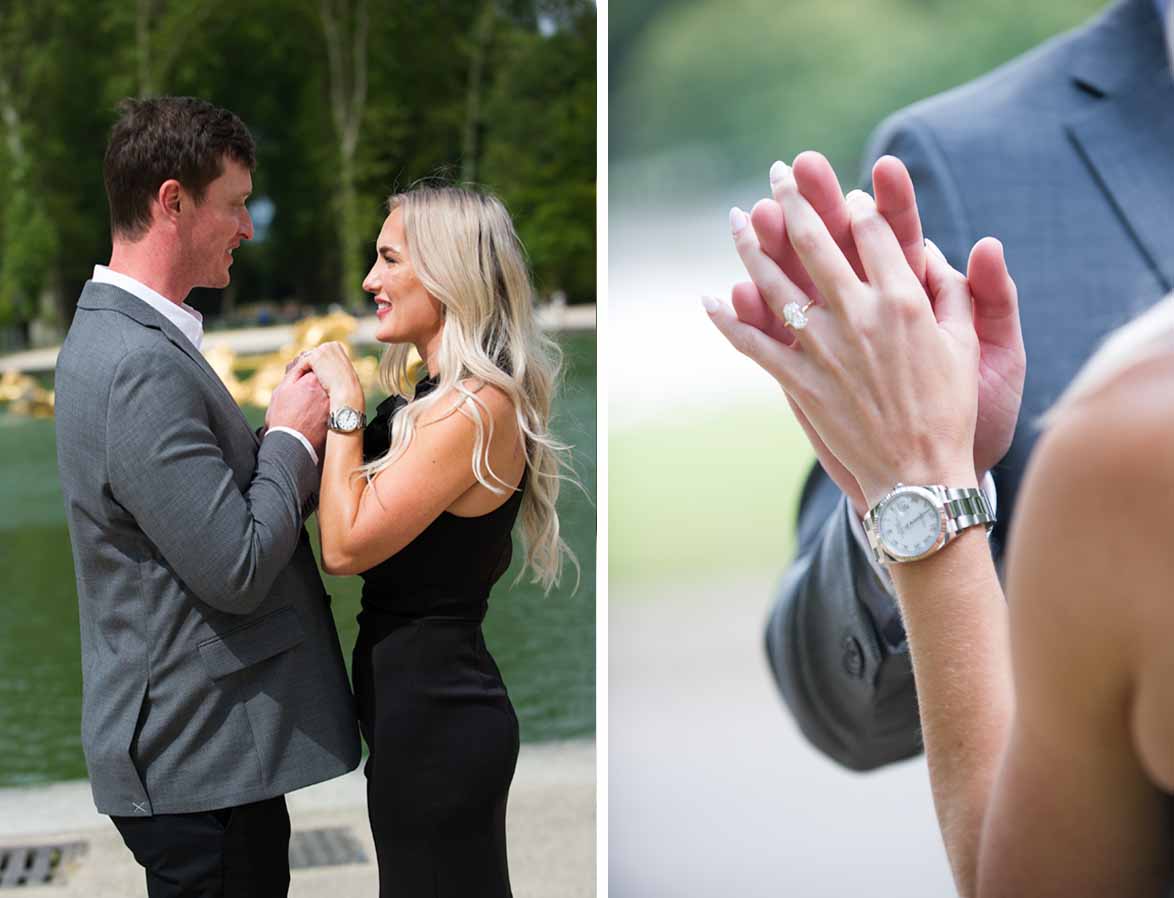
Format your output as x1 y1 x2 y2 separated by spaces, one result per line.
103 96 256 240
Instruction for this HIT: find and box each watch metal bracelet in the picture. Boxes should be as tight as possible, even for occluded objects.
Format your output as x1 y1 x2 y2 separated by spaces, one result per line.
940 486 996 534
864 484 995 565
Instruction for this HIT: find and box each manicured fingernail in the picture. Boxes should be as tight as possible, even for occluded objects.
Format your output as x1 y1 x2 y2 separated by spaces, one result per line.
845 189 874 207
729 206 748 234
769 160 789 185
701 295 720 314
925 237 945 258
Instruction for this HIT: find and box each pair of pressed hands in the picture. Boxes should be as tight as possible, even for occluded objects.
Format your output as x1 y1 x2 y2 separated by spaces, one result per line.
262 343 364 456
706 152 1026 518
287 342 364 410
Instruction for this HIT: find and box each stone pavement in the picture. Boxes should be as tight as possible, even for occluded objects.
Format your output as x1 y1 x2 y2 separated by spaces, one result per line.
0 739 594 897
610 574 955 898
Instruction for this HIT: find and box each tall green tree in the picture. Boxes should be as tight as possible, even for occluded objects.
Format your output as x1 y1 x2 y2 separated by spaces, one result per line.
0 4 63 340
0 0 596 349
482 1 596 302
131 0 224 97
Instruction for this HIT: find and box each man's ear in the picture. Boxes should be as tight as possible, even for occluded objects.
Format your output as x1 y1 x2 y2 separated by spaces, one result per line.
157 179 183 223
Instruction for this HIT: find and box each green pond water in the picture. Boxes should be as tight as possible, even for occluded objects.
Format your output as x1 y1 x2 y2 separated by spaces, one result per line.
0 332 596 787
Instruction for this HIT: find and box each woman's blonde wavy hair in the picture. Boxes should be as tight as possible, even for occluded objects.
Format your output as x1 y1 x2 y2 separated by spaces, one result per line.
1040 292 1174 429
358 185 578 593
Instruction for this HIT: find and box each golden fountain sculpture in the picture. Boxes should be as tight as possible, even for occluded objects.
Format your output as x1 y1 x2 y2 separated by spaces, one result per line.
1 310 423 418
0 369 54 418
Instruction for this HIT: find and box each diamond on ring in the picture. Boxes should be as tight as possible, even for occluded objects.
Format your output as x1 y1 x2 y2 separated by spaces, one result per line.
783 302 809 330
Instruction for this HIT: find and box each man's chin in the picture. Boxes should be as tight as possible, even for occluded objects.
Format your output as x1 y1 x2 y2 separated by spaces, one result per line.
199 271 232 290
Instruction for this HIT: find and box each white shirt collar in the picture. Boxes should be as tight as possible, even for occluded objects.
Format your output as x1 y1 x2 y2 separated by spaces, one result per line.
91 265 204 350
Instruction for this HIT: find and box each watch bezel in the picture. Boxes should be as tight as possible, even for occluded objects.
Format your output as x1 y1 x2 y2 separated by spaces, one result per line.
329 406 364 433
873 484 950 563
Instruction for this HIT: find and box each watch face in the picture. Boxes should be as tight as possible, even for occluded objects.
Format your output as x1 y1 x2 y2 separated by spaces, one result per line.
336 408 360 431
877 489 944 560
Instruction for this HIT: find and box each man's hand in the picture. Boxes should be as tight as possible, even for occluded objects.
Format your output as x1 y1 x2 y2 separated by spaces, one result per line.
264 357 308 434
267 368 329 458
964 236 1025 485
729 152 1024 514
289 342 364 409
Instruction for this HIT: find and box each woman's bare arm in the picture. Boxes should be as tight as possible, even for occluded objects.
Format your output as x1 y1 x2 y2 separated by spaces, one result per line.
974 379 1173 897
892 377 1173 897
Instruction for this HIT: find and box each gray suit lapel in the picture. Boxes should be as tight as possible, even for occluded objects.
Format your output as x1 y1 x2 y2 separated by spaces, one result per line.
78 281 261 447
1066 0 1174 290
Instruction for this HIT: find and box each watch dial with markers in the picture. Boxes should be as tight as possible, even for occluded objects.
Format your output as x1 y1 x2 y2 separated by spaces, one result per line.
335 408 361 431
877 490 944 559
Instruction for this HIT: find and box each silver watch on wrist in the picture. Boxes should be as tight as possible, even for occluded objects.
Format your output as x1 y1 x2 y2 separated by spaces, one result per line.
327 406 366 434
862 483 995 565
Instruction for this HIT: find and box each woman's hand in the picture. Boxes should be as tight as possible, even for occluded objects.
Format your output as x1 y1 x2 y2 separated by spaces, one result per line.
292 341 364 408
728 153 1025 512
709 163 989 509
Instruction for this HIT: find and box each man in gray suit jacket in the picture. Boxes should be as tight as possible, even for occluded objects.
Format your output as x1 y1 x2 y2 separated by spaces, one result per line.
55 97 360 897
759 0 1174 770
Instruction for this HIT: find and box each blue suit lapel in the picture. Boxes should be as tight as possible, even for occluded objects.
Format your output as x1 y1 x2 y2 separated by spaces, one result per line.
1066 0 1174 290
1067 76 1174 292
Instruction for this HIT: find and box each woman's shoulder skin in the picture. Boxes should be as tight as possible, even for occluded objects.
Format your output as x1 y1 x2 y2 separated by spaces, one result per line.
980 352 1174 895
1024 350 1174 602
1050 353 1174 793
1013 349 1174 728
423 378 526 517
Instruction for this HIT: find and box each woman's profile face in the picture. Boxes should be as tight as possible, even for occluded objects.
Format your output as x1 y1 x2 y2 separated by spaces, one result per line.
363 207 444 352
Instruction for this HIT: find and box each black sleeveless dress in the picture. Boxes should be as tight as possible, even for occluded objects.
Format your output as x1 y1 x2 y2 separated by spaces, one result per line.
351 378 522 898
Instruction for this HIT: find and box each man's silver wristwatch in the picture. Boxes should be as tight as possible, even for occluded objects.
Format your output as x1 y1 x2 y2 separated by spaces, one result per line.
862 483 995 565
327 406 366 434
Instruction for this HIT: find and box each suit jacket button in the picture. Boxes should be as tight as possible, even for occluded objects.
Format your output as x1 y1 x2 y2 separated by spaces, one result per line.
841 635 865 679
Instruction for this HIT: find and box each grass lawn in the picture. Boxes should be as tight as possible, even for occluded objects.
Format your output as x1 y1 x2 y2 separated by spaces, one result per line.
609 401 817 590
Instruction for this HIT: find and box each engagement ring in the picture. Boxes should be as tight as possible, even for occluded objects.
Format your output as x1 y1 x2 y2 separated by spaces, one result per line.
783 300 815 331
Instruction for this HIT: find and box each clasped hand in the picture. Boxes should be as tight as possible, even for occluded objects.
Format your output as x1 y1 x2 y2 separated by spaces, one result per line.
707 153 1026 513
289 341 364 407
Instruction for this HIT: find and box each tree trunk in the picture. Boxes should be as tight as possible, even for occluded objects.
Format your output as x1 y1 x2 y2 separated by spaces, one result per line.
319 0 368 309
30 271 63 348
135 1 221 98
136 0 156 96
0 69 25 166
462 0 496 184
338 151 362 310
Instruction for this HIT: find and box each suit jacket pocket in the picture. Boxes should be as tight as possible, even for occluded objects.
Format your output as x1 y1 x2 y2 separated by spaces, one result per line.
198 606 306 680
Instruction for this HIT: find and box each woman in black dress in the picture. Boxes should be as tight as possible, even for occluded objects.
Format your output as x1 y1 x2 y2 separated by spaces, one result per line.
293 186 575 897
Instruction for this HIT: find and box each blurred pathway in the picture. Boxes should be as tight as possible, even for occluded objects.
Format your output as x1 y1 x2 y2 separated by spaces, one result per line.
610 574 955 897
609 199 782 431
0 739 594 897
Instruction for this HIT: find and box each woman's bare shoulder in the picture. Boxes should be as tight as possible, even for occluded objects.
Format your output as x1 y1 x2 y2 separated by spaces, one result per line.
1032 351 1174 520
1011 350 1174 686
1005 354 1174 756
417 378 516 426
461 378 517 419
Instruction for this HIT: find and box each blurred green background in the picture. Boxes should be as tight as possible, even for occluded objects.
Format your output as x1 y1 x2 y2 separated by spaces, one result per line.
0 0 596 787
612 0 1107 203
610 4 1124 896
0 0 595 352
609 0 1107 589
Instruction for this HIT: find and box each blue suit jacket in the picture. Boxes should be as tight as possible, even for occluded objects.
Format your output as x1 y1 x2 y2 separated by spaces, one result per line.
765 0 1174 770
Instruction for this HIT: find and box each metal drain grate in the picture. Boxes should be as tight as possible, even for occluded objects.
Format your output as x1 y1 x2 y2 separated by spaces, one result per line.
0 841 88 888
289 827 368 870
